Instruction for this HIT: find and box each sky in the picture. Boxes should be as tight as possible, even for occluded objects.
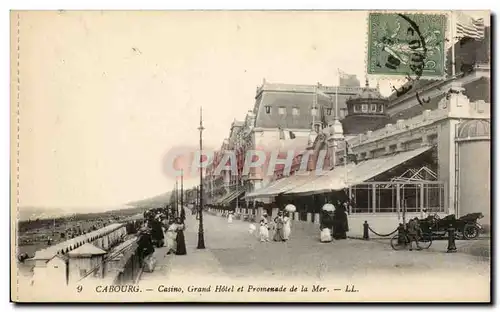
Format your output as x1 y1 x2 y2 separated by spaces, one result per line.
15 10 490 210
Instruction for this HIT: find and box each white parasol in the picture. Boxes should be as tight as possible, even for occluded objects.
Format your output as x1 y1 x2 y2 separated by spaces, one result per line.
322 203 335 212
285 204 296 212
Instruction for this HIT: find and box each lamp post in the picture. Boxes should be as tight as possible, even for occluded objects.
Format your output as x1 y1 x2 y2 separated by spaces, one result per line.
180 169 185 221
197 107 206 249
175 178 179 218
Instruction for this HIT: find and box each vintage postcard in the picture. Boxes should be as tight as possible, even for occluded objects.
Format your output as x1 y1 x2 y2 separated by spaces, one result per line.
10 10 491 303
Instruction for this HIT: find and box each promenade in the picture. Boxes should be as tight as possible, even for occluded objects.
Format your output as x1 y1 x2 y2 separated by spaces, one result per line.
137 212 490 301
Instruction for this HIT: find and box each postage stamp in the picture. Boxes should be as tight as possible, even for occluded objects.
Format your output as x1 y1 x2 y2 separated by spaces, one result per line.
10 10 490 303
367 12 447 79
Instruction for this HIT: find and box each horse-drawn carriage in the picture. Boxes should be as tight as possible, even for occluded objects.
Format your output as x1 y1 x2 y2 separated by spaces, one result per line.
418 212 483 240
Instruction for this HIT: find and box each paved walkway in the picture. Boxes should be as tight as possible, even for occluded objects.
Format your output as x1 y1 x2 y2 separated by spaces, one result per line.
137 212 490 302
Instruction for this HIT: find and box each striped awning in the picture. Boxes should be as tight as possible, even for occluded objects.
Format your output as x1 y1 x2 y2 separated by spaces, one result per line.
245 173 317 199
284 146 433 195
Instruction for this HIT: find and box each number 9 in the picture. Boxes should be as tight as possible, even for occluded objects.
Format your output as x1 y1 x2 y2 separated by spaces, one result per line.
77 285 83 293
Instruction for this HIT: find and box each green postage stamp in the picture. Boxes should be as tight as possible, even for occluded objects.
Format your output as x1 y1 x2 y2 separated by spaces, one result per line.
367 12 447 79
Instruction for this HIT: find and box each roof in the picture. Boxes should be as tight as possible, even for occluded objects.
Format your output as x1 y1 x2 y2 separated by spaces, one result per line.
32 223 125 260
68 243 107 257
284 164 356 195
248 172 318 198
253 83 370 129
346 146 433 185
283 146 433 195
347 80 386 102
456 119 490 140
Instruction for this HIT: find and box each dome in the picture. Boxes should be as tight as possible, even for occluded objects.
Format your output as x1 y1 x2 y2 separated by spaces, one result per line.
456 119 490 140
347 78 385 102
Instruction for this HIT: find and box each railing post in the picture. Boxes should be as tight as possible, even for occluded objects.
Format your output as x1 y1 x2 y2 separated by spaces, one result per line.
363 221 369 240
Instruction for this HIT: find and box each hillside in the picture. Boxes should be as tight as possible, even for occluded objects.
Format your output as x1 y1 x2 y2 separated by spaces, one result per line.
126 191 173 208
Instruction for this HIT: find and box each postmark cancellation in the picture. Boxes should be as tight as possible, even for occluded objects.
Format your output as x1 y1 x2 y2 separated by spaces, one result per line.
367 12 447 80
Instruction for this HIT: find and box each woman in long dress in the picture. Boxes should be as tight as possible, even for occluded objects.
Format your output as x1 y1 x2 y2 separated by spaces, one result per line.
175 217 187 255
332 206 348 239
273 211 285 242
282 212 291 241
259 214 270 242
165 219 178 255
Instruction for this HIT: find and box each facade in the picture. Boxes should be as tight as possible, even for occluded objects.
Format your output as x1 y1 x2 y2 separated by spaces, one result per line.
204 28 490 232
205 77 377 208
244 78 490 234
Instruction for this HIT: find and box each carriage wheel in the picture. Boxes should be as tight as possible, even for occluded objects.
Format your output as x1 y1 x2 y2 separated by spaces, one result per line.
463 224 479 240
418 233 432 249
390 235 408 251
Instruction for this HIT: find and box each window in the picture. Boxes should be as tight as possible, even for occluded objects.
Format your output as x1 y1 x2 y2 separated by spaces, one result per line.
326 108 332 115
361 104 368 113
292 107 299 115
354 104 361 113
265 106 271 114
378 104 384 113
370 104 377 112
278 107 286 115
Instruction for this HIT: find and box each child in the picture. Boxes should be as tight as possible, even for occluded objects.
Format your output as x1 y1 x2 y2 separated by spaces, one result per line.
259 214 270 242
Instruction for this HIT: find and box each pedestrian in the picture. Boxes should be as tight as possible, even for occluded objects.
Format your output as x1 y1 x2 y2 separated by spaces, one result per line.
407 217 422 251
320 210 334 243
273 211 285 242
332 205 348 239
174 217 187 255
259 213 270 242
228 211 233 223
165 219 178 255
282 211 292 241
151 216 165 247
137 226 155 260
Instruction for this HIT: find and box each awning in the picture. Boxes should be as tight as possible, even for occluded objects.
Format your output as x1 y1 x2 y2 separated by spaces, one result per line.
257 173 318 198
346 146 433 186
221 189 245 206
284 146 432 195
284 164 356 195
244 178 291 199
